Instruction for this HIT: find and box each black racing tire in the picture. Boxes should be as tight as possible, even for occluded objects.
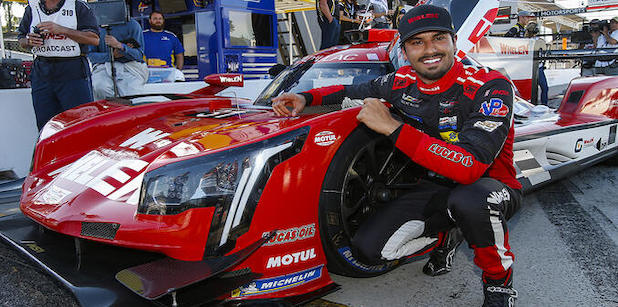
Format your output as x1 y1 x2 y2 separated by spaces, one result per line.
318 125 424 277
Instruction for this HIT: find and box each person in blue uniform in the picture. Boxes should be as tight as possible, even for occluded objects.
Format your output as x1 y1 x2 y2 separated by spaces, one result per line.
88 18 148 100
143 10 184 69
17 0 99 130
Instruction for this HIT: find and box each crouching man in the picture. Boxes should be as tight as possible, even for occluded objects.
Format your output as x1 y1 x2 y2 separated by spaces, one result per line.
272 5 522 306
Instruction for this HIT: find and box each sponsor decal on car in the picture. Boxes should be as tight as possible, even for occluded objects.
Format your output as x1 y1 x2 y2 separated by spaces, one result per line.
231 265 323 297
428 144 473 167
439 116 457 130
479 98 509 117
500 43 529 55
338 246 398 272
596 138 608 151
575 137 594 153
153 139 172 148
575 138 583 153
314 131 338 146
192 109 261 119
473 120 503 132
45 151 148 205
262 223 316 246
169 142 200 157
439 131 459 143
120 127 171 150
266 248 317 268
34 185 72 205
219 75 242 83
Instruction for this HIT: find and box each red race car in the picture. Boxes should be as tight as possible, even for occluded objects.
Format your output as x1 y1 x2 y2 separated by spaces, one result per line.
2 0 617 306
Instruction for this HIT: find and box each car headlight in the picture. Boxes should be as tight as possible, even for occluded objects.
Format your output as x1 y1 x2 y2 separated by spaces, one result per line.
138 127 309 255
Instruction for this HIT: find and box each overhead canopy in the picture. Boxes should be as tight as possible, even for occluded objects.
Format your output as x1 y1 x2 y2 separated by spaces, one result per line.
274 0 316 14
516 0 584 32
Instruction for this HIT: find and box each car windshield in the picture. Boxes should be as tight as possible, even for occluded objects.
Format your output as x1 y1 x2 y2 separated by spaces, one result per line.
254 61 393 106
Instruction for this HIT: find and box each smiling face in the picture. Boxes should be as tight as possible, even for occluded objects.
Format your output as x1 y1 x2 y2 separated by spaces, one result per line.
402 30 456 84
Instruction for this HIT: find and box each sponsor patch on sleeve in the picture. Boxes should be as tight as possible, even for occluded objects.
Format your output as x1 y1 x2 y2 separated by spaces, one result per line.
479 98 509 117
473 120 503 132
439 131 460 143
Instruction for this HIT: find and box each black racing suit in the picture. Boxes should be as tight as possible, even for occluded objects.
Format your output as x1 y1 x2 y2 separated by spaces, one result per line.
301 61 522 281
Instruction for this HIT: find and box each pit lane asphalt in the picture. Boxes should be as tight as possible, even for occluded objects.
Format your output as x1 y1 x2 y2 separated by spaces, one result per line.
1 163 617 307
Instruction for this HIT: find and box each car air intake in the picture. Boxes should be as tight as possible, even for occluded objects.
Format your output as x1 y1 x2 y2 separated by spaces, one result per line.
81 222 119 240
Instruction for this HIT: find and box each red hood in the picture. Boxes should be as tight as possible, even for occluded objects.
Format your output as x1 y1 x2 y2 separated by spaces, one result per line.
26 96 325 207
34 96 316 172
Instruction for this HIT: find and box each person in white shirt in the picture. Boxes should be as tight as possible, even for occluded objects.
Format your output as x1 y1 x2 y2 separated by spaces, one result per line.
594 17 618 75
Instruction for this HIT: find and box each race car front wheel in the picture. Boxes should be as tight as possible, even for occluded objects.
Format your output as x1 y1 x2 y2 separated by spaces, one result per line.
318 125 425 277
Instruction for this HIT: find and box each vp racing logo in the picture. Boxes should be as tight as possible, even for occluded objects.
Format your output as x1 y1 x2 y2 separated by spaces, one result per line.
479 98 509 117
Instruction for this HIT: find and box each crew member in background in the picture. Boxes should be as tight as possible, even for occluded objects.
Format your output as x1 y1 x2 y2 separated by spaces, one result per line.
17 0 99 130
504 10 535 38
594 17 618 75
338 0 361 44
88 17 148 100
317 0 340 49
505 10 548 106
581 19 602 77
143 10 184 69
371 0 391 29
272 5 521 306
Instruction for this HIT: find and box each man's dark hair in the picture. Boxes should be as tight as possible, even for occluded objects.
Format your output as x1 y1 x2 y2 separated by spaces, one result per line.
149 10 164 19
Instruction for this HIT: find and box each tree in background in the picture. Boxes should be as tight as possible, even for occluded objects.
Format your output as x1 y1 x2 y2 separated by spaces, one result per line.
2 1 26 33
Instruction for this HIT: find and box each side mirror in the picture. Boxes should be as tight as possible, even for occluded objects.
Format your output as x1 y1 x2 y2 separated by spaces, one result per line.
203 73 244 88
268 64 287 78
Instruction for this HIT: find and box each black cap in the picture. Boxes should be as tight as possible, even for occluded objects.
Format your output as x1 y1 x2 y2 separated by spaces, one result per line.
398 5 455 44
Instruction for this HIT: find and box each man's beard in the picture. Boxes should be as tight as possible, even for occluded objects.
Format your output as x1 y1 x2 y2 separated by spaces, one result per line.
415 54 453 82
150 24 164 30
417 65 451 82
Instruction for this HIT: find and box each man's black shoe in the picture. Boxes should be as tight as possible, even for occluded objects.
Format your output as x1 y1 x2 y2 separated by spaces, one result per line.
483 271 518 307
422 227 463 276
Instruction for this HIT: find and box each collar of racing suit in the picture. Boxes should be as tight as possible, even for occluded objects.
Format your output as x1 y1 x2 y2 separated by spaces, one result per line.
415 61 464 95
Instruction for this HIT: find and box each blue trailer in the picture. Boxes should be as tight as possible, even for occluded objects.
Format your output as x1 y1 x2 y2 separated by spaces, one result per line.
131 0 278 80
